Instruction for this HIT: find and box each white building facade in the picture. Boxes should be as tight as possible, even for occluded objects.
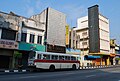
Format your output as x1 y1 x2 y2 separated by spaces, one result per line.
75 14 110 66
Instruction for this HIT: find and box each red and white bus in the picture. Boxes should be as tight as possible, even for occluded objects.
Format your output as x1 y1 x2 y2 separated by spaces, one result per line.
28 51 80 71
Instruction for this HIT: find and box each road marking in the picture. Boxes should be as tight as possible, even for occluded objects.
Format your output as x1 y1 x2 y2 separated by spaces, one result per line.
19 76 38 79
65 72 76 75
86 75 96 78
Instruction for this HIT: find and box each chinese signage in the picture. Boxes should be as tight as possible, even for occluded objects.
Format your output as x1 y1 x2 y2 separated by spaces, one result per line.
0 39 18 49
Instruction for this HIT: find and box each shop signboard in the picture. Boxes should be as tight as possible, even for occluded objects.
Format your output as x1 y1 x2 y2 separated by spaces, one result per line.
0 39 18 49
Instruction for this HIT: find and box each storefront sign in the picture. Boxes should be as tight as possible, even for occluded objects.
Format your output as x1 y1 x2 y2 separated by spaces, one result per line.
66 48 81 55
0 39 18 49
19 42 45 51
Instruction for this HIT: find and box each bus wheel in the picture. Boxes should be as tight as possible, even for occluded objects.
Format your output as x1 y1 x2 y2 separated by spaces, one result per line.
49 65 55 72
72 64 76 70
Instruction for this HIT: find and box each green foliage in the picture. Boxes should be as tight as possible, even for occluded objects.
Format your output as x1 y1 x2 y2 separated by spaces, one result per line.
14 51 22 58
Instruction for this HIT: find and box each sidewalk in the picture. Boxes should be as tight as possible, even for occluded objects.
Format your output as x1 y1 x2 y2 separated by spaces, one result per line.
79 65 120 70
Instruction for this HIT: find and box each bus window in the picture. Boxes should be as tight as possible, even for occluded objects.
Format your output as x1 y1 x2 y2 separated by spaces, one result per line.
77 57 80 61
29 51 35 59
71 56 76 61
59 56 65 60
52 55 58 60
43 54 50 60
65 56 70 60
37 54 41 59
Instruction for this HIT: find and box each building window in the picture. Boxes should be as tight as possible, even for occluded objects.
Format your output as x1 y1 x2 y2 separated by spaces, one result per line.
37 36 42 44
82 32 87 36
29 34 35 43
21 33 27 42
1 29 16 40
82 42 87 45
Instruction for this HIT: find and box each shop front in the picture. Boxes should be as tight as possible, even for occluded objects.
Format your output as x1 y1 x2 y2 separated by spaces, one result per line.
89 52 111 66
17 42 45 69
84 55 101 66
0 39 18 69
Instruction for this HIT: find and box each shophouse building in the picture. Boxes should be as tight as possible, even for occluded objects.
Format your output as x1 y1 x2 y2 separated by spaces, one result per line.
17 15 46 69
0 11 45 69
0 11 19 69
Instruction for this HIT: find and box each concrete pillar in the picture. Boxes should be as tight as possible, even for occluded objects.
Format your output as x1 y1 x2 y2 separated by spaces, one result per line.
100 58 102 65
34 35 37 44
9 56 13 69
12 53 15 69
26 33 30 43
107 57 110 65
9 51 16 69
113 57 116 65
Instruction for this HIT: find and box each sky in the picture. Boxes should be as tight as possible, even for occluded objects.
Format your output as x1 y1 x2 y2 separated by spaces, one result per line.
0 0 120 44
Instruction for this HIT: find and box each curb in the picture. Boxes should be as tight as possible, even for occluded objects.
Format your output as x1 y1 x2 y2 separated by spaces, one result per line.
0 69 30 74
0 69 28 73
0 69 30 75
79 65 120 70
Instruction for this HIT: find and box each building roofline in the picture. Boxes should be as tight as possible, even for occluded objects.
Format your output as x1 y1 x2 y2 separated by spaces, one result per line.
88 5 99 9
0 11 36 21
75 27 89 32
99 13 108 20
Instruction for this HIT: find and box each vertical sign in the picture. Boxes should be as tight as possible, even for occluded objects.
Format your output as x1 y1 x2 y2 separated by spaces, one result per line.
66 25 69 45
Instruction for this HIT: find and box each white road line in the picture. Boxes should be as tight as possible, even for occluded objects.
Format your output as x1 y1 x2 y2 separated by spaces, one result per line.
19 76 38 79
86 75 96 78
65 73 76 75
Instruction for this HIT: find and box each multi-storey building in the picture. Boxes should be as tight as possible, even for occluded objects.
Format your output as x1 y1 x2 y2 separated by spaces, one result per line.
31 7 66 53
74 16 91 66
115 45 120 64
17 15 46 69
110 39 116 65
0 11 19 69
74 5 110 66
110 39 120 65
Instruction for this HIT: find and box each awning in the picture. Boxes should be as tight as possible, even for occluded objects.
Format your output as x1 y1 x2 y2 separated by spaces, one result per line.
110 53 116 57
85 55 101 60
89 52 110 55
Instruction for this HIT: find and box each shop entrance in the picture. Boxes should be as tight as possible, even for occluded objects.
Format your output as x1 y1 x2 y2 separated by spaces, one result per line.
0 55 10 69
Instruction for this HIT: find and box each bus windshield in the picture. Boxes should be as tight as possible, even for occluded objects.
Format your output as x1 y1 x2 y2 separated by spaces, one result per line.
29 51 35 59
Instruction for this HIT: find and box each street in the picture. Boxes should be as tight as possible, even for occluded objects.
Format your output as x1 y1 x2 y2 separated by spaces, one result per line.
0 67 120 81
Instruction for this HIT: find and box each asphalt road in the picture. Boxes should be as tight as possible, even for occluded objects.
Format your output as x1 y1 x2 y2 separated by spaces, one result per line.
0 67 120 81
